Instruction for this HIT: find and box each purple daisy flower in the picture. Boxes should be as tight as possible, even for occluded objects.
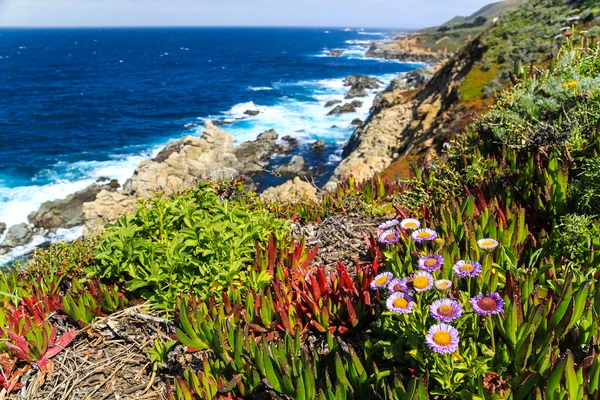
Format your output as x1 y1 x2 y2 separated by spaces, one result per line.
378 219 399 230
370 272 394 290
418 254 444 272
379 229 400 245
387 277 414 295
410 271 434 293
429 299 463 322
425 323 460 354
399 218 421 230
470 292 505 315
453 260 482 278
411 228 438 243
386 292 414 314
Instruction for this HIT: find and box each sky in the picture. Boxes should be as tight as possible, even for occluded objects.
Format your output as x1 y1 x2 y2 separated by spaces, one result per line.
0 0 497 29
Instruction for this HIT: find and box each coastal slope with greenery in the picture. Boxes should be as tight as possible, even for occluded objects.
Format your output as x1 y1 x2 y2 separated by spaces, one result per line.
0 28 599 399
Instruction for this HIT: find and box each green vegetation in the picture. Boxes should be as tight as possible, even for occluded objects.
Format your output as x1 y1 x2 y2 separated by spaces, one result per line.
0 6 599 399
88 184 290 309
459 64 499 102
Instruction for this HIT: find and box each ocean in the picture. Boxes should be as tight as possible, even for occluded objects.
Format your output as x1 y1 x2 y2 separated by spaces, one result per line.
0 27 422 253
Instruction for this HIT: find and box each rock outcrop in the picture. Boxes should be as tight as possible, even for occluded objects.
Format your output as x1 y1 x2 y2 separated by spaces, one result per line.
327 101 363 115
324 100 342 108
0 223 6 236
244 109 260 116
27 184 109 230
234 129 281 173
366 37 448 63
328 50 344 57
82 190 137 236
124 121 238 198
261 177 317 203
343 75 382 99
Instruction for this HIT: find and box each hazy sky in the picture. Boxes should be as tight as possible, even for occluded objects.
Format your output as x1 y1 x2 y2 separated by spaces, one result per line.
0 0 496 29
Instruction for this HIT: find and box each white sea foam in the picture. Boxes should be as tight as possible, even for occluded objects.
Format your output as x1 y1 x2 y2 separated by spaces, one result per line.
345 40 372 45
0 227 83 264
248 86 274 91
204 72 400 147
358 32 384 36
0 146 160 229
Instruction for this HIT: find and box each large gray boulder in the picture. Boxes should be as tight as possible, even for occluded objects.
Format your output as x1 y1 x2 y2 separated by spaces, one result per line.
0 223 33 254
274 155 308 177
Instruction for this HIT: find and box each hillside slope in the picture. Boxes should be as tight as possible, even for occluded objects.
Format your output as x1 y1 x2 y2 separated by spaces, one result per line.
329 0 599 186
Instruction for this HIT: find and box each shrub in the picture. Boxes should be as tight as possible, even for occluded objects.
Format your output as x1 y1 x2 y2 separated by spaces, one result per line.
88 184 290 310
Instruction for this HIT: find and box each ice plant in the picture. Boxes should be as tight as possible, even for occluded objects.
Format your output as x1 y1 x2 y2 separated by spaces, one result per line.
477 238 499 251
418 254 444 272
386 292 414 314
411 228 437 242
435 279 452 291
371 272 393 290
429 299 463 322
387 277 413 294
425 323 460 354
453 260 482 278
399 218 421 230
470 292 505 315
411 271 434 292
378 219 399 230
379 229 400 245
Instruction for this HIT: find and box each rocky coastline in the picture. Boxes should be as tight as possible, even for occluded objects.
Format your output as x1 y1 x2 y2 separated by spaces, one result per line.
0 37 449 258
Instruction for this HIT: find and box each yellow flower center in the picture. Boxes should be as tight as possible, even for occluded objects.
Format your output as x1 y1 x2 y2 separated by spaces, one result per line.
480 239 496 247
403 221 418 228
433 331 452 346
413 276 429 289
375 276 389 285
417 231 431 239
460 264 475 273
437 305 455 317
393 297 409 309
437 281 449 288
424 258 439 268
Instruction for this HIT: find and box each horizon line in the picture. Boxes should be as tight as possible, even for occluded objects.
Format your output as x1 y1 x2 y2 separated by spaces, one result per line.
0 24 418 31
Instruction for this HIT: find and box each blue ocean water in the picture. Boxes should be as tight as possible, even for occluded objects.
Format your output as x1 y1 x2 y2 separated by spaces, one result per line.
0 27 422 230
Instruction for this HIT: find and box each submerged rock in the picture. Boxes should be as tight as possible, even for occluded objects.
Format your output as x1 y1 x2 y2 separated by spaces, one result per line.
311 140 326 152
351 118 363 126
261 177 317 203
244 109 260 116
212 120 231 127
328 49 344 57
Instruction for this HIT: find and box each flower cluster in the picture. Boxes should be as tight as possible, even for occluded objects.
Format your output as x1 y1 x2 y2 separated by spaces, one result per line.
371 220 506 355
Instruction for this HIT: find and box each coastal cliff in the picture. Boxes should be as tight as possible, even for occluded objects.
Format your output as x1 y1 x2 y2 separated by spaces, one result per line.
326 35 485 189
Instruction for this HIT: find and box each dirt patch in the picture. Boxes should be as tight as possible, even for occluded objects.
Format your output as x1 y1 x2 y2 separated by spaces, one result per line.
10 307 172 400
